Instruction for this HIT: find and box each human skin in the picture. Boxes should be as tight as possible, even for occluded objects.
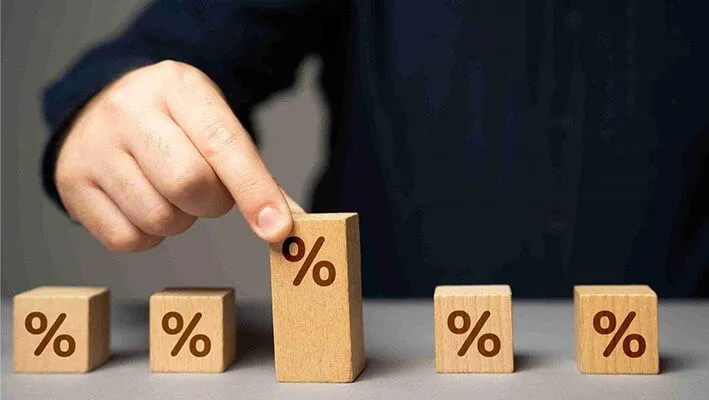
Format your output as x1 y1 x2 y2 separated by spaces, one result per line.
54 60 303 251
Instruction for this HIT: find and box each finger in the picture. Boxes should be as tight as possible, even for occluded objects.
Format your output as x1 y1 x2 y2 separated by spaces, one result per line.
94 152 196 236
165 71 292 242
280 188 305 214
124 111 233 217
63 183 164 251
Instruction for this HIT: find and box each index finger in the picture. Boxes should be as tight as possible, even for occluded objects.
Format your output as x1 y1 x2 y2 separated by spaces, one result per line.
164 67 292 242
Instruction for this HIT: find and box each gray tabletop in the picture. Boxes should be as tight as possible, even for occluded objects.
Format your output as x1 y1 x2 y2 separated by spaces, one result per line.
2 299 708 399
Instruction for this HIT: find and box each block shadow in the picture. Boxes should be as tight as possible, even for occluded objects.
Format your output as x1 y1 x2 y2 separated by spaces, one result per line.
660 353 706 373
95 348 148 371
514 351 556 371
357 355 422 381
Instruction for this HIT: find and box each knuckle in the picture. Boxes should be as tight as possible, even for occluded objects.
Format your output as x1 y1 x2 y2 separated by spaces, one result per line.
104 85 133 113
143 203 180 235
157 59 189 75
104 229 146 252
201 121 238 159
165 165 211 200
55 158 91 203
55 162 81 193
142 125 172 157
208 195 234 217
233 172 262 200
156 59 184 71
162 60 204 86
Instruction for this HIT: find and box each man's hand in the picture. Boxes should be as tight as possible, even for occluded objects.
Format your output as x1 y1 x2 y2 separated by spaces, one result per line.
55 61 302 251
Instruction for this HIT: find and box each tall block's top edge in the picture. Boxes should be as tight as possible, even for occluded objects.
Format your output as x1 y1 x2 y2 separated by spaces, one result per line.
13 286 109 299
434 285 511 297
151 287 235 298
574 285 656 296
292 212 358 222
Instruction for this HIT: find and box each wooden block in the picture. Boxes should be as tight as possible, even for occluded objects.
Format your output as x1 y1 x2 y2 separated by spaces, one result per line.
150 288 235 373
269 213 365 382
434 285 513 373
574 285 659 374
13 286 110 373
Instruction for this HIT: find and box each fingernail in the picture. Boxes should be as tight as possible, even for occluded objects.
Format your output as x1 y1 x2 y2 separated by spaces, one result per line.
256 206 288 239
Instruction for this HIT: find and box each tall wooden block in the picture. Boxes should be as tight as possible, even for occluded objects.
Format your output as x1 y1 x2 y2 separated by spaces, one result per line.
434 285 513 373
269 213 365 382
150 288 236 373
13 286 110 373
574 285 658 374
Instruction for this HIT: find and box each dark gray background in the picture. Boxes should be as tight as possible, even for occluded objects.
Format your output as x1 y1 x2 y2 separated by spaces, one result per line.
1 0 324 299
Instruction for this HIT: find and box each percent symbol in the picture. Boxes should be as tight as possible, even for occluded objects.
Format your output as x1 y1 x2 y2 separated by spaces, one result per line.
24 312 76 357
282 236 336 287
161 312 211 357
593 310 646 358
447 310 501 357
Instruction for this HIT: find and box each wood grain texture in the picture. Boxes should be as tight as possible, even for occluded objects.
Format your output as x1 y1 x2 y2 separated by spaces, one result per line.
434 285 513 373
13 286 110 373
269 213 365 382
574 285 658 374
150 288 235 373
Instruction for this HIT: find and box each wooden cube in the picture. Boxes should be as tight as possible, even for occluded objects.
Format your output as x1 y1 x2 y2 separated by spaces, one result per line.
269 213 365 382
574 285 658 374
13 286 110 373
150 288 235 373
434 285 513 373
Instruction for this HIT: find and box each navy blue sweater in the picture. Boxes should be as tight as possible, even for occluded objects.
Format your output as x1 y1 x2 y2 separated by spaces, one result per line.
43 0 709 297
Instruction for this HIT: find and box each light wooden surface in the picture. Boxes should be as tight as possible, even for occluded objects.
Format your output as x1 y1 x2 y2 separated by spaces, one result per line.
434 285 513 373
13 286 110 373
574 285 658 374
149 288 235 373
269 213 365 382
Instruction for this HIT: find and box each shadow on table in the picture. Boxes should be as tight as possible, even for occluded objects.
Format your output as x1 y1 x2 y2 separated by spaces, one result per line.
357 351 555 379
234 325 274 361
357 355 420 381
515 351 557 371
661 353 706 373
96 348 148 371
226 303 275 371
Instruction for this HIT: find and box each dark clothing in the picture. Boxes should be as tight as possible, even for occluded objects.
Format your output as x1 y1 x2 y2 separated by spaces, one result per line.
43 0 709 297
